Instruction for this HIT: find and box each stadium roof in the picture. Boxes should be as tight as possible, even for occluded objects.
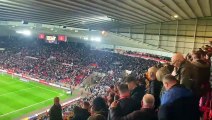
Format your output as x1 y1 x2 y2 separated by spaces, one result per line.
0 0 211 30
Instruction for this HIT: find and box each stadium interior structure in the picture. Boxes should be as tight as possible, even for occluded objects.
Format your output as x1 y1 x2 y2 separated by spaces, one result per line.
0 0 212 120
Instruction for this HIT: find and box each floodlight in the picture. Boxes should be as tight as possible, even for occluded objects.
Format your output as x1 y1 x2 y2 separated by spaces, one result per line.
16 30 31 36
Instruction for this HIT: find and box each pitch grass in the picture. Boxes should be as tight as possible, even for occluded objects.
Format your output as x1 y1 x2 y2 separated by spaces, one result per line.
0 74 78 120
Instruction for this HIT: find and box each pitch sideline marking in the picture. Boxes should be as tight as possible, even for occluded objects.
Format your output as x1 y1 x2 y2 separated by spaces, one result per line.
0 86 37 96
0 81 62 96
0 75 65 117
27 82 62 94
0 94 63 117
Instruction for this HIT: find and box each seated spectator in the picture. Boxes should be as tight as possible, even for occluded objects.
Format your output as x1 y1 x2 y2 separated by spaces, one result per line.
88 97 108 120
49 97 63 120
171 53 197 90
147 67 162 109
125 75 145 108
109 94 158 120
158 75 199 120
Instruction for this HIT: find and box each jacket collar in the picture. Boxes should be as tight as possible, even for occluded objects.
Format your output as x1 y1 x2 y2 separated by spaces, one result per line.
119 93 130 99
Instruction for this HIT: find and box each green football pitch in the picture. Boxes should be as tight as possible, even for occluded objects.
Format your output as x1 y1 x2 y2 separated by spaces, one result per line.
0 74 78 120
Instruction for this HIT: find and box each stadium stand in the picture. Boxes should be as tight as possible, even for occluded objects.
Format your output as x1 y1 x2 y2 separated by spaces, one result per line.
0 1 212 120
0 38 212 120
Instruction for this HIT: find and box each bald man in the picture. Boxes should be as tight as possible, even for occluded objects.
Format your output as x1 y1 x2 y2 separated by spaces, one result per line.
171 53 197 90
49 97 63 120
147 67 162 109
110 94 158 120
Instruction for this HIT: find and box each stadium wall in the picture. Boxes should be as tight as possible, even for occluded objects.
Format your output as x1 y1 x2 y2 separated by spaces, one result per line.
89 43 173 57
109 17 212 54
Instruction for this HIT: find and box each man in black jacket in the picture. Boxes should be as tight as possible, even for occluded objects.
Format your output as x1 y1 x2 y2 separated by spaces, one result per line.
49 97 63 120
72 101 90 120
191 51 210 96
126 75 145 108
108 84 138 120
117 84 138 115
109 94 158 120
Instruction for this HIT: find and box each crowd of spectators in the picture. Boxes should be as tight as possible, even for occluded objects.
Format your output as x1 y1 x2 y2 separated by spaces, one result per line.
50 42 212 120
0 37 212 120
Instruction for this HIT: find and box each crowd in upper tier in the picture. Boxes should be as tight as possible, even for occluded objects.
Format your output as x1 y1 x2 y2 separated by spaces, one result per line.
0 37 211 120
0 38 160 86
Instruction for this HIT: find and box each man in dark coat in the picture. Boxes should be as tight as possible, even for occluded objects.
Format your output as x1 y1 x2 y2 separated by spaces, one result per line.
171 53 198 90
72 101 90 120
158 75 199 120
191 51 210 96
108 84 138 120
109 94 158 120
49 97 63 120
126 75 145 108
116 84 138 115
88 97 108 120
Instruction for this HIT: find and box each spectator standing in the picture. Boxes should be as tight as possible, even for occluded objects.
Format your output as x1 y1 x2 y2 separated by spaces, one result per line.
72 101 91 120
88 97 108 120
49 97 63 120
156 66 172 98
126 75 145 108
191 51 210 97
108 84 138 120
147 67 162 109
158 75 199 120
109 94 158 120
171 53 197 90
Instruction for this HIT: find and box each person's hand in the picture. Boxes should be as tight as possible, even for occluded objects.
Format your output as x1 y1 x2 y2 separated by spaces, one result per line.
110 100 119 108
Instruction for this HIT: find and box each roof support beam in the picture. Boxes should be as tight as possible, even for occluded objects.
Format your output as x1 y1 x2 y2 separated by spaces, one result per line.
184 0 197 18
158 0 184 19
120 0 169 21
62 0 153 23
210 0 212 16
142 0 172 19
172 0 191 19
197 0 205 17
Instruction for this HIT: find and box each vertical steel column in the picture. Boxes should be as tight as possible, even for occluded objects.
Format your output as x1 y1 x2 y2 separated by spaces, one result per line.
174 20 179 52
143 25 146 43
193 19 198 50
158 22 162 48
203 21 207 45
129 27 132 39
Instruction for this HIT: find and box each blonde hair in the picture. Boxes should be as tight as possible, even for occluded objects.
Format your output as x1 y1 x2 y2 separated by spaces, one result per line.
156 67 170 82
148 66 158 75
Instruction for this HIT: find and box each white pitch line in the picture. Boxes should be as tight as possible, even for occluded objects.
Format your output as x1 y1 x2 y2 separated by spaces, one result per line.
0 95 63 117
0 81 62 96
27 82 62 94
0 86 36 96
0 76 65 117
